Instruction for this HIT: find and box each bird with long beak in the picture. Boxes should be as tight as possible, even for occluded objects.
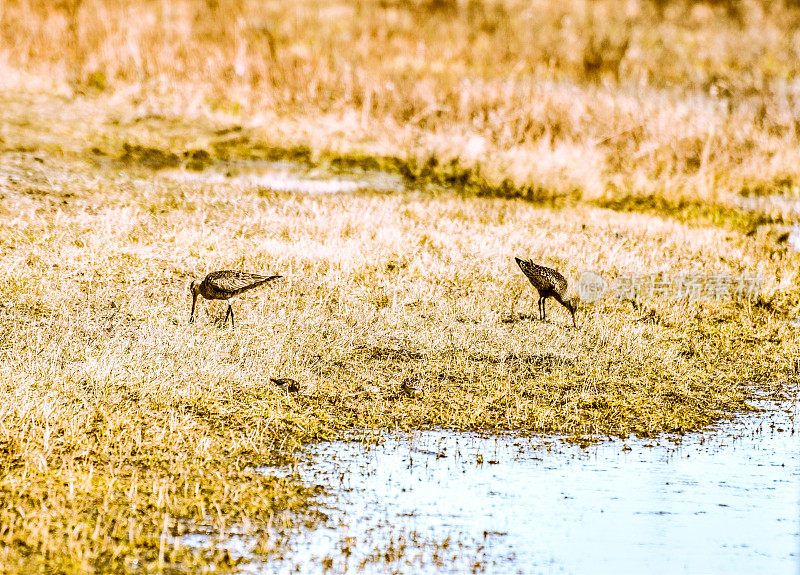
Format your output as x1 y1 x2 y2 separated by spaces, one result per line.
189 270 281 327
515 257 579 327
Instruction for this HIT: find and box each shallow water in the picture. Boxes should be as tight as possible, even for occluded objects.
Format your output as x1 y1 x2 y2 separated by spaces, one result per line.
161 159 405 194
790 225 800 252
731 193 800 217
182 400 800 574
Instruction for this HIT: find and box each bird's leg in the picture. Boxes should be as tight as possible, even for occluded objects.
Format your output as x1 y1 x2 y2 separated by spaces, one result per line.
228 305 235 329
541 298 547 321
537 297 543 321
223 303 232 326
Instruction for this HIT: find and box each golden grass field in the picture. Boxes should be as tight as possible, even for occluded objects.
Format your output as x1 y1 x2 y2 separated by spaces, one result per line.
0 0 799 571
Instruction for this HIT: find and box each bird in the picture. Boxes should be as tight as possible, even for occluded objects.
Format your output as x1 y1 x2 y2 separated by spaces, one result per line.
270 378 300 393
400 378 423 398
189 270 281 327
515 257 578 327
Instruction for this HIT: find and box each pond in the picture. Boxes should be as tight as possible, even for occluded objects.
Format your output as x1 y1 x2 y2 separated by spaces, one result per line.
160 158 406 195
180 398 799 574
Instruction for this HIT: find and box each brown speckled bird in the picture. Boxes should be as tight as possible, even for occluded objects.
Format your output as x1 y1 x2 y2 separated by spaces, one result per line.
515 257 578 327
189 270 281 327
400 378 423 398
270 378 300 393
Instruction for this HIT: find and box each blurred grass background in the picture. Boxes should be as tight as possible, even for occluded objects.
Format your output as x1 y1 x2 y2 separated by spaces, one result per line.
3 0 800 208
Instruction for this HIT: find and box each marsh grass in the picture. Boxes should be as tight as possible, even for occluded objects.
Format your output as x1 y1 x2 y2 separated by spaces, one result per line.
6 1 800 208
1 0 800 571
0 142 798 570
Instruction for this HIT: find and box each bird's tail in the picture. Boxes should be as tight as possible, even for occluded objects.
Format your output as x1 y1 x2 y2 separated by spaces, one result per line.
248 274 281 291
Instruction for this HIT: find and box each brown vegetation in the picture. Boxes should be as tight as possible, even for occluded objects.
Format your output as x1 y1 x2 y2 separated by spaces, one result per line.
3 0 800 208
0 0 799 572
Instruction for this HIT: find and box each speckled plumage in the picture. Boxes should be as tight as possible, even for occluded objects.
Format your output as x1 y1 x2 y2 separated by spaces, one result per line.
400 377 422 398
270 378 300 393
515 257 578 327
189 270 281 327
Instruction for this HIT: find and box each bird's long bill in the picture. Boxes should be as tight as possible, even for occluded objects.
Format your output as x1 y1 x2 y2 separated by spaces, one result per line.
571 309 577 328
189 293 197 323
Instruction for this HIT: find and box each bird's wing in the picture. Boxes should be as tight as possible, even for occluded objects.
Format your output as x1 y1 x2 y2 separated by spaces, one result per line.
516 258 568 292
550 271 568 294
515 258 536 279
517 258 553 290
206 271 280 293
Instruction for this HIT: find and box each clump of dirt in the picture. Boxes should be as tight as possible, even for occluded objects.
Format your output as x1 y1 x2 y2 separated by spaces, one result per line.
119 143 180 170
211 134 313 164
591 193 789 235
117 143 215 171
183 149 214 171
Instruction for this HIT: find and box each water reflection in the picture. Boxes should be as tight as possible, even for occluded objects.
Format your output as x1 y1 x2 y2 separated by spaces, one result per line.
161 159 405 194
258 401 798 574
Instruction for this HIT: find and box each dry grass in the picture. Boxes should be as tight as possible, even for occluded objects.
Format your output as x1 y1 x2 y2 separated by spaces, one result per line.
0 142 797 571
1 0 800 572
4 0 800 206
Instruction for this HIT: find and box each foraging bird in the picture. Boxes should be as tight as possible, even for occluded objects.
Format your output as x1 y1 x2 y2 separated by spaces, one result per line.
515 257 578 327
189 270 281 327
400 378 423 398
270 378 300 393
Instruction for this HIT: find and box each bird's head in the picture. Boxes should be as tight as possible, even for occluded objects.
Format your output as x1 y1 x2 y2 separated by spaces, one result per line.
566 295 580 327
566 295 580 312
